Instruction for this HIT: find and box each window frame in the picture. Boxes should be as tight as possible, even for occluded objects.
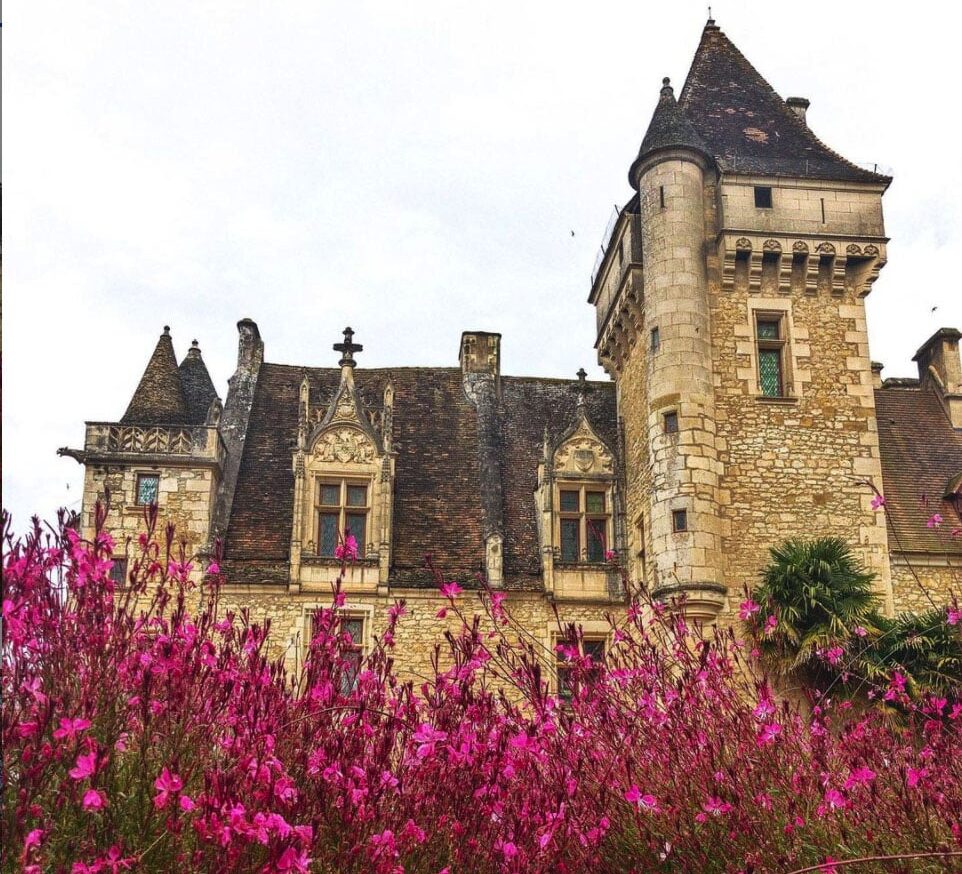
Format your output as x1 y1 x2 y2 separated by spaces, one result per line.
314 477 371 557
555 483 612 565
309 609 368 693
134 473 160 506
754 311 788 398
754 185 773 209
672 509 688 533
555 633 608 701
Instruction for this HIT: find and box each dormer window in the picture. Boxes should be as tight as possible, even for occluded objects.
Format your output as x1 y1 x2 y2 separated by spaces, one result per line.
316 479 369 556
558 486 610 563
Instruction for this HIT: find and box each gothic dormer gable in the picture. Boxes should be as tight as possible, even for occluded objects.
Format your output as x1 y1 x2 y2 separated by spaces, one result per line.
552 415 615 478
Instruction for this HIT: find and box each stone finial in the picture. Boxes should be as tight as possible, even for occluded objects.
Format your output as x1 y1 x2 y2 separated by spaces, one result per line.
334 327 363 368
187 339 202 360
786 96 810 123
572 368 592 407
660 77 673 100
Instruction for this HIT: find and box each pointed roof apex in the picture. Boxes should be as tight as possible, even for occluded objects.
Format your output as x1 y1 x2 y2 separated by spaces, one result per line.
677 23 890 185
629 76 710 189
122 326 189 425
178 339 219 426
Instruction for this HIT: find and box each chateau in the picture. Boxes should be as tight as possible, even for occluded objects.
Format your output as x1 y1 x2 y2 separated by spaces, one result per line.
62 21 961 679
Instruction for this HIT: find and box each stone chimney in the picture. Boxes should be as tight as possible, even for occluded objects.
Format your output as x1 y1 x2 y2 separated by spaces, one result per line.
211 318 266 542
786 96 810 123
459 331 505 586
870 361 884 390
913 327 962 428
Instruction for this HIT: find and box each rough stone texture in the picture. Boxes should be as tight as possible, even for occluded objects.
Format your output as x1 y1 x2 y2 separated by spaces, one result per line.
121 328 189 425
891 558 962 615
214 584 620 690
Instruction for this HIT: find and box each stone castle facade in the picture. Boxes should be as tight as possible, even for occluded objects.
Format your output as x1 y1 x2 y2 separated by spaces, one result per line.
62 21 961 680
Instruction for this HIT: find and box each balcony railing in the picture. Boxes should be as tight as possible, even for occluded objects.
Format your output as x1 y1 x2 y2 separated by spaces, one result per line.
84 423 222 461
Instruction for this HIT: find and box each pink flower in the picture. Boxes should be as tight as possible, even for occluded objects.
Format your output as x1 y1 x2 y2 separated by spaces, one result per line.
926 513 943 529
439 581 463 600
625 785 659 811
276 847 311 873
334 533 359 561
24 829 44 852
853 625 868 637
823 788 847 810
604 549 617 562
702 795 732 817
738 599 761 621
763 615 778 635
870 494 885 511
822 857 839 874
501 841 518 860
907 766 928 789
756 723 782 746
206 561 221 575
843 767 876 790
69 750 97 781
54 717 93 741
179 794 196 812
83 789 106 811
822 645 845 666
947 606 961 626
153 767 184 809
412 724 447 758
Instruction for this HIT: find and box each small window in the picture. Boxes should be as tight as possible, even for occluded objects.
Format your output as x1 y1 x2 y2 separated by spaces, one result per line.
617 240 624 266
557 636 607 700
659 185 666 209
650 327 660 353
109 558 128 586
672 509 688 533
755 313 787 398
314 612 365 694
135 474 160 506
754 186 773 209
664 411 679 435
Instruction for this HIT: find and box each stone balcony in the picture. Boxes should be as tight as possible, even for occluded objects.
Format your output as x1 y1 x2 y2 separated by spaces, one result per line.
81 422 225 469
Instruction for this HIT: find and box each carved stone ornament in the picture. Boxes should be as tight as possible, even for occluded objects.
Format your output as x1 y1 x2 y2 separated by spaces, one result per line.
331 386 360 423
792 241 809 253
815 242 836 255
846 243 862 255
312 428 376 464
735 237 752 251
863 244 879 257
553 420 614 475
763 239 782 252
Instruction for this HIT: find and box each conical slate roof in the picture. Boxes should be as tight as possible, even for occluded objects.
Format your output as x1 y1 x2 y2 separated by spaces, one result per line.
178 341 219 425
121 327 190 425
676 21 889 184
629 77 709 187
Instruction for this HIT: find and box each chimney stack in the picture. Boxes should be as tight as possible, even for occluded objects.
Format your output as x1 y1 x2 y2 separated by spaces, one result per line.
786 96 810 123
914 327 962 428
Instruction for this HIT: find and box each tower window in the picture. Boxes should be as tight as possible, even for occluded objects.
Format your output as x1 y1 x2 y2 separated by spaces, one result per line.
755 314 787 397
135 474 160 506
316 479 369 557
651 326 660 352
672 509 688 533
754 186 773 209
663 411 679 435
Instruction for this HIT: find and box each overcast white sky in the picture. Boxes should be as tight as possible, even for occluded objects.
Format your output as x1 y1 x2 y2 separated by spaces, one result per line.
3 0 960 531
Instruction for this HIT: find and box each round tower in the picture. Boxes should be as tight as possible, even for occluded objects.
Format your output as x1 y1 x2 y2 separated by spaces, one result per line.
628 78 726 620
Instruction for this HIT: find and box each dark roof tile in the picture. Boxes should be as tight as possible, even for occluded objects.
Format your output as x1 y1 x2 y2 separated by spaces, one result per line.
121 327 190 425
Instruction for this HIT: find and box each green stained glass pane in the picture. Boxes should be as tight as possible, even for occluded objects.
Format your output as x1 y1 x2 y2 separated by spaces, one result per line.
560 519 580 561
347 485 367 507
320 484 340 505
586 492 605 513
757 320 780 340
137 475 159 505
559 490 579 512
759 349 782 397
319 513 338 556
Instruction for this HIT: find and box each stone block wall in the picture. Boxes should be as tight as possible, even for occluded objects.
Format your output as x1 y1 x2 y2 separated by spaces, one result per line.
890 555 961 615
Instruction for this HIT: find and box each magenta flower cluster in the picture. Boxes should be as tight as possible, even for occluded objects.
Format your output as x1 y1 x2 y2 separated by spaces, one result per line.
2 510 961 873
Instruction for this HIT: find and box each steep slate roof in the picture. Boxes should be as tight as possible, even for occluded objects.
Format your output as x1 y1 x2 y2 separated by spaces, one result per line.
630 78 709 184
875 386 962 554
121 327 190 425
223 364 617 589
178 342 219 426
673 21 890 184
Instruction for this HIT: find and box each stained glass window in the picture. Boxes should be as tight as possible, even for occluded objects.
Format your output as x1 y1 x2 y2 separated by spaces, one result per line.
756 314 787 398
316 480 370 557
558 485 610 564
560 518 580 562
136 474 159 505
759 349 783 397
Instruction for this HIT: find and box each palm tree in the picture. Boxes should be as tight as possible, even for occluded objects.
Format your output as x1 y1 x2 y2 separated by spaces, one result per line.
749 538 881 684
